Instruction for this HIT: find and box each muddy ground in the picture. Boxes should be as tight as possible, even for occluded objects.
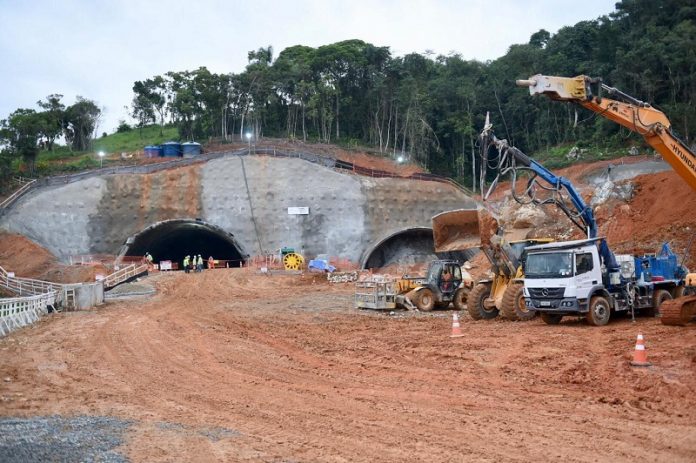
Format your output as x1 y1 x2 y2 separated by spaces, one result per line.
1 269 694 462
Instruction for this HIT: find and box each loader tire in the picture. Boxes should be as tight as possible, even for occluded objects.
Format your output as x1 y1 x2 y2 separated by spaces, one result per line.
647 289 672 317
500 282 535 321
540 313 563 325
415 289 435 312
453 287 469 311
586 296 611 326
467 283 497 320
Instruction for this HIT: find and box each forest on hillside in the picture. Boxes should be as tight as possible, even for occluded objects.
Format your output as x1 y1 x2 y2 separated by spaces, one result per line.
2 0 695 189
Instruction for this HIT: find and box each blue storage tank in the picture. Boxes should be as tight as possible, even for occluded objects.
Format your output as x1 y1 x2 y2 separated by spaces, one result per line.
161 141 182 157
144 145 163 158
182 142 202 157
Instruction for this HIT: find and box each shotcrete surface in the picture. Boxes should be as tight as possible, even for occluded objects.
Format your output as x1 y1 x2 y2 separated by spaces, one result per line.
0 155 476 264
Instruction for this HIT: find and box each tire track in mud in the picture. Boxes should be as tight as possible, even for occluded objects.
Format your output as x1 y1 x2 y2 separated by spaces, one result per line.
1 270 695 462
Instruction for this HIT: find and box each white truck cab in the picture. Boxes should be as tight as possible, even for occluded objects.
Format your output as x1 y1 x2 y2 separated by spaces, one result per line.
523 238 612 325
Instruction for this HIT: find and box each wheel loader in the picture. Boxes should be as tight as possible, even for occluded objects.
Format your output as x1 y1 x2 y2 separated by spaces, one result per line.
432 208 552 321
355 260 473 311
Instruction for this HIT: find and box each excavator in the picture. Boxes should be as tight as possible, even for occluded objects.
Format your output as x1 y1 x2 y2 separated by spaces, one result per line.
516 74 696 325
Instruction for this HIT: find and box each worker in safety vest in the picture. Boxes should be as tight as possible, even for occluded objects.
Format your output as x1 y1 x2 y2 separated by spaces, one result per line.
183 255 190 273
197 255 203 272
145 252 154 269
208 256 215 269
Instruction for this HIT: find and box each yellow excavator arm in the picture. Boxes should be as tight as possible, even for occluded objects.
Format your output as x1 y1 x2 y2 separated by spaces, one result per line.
517 74 696 192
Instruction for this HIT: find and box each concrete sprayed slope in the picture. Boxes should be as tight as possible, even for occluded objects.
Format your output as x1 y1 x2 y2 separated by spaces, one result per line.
0 155 477 264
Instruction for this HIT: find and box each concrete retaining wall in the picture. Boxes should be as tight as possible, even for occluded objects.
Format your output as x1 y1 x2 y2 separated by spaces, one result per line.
0 155 477 264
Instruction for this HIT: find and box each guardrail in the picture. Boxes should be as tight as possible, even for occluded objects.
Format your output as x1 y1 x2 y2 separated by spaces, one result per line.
103 263 148 289
0 291 57 336
0 178 37 210
0 266 62 296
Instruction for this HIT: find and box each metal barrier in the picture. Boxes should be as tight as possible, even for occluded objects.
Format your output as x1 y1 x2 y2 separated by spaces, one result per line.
0 178 37 210
103 263 148 289
0 266 62 296
0 291 57 336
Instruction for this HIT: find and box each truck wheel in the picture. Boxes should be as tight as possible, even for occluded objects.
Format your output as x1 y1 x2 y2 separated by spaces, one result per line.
415 289 435 311
453 287 469 311
501 282 535 321
467 283 498 320
540 313 563 325
648 289 672 317
586 296 611 326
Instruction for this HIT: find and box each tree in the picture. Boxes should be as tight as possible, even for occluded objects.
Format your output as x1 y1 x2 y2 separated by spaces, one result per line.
36 94 65 151
132 77 167 135
64 97 101 151
0 109 42 175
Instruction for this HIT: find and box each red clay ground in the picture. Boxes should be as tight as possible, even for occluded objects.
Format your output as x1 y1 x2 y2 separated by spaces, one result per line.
0 269 694 462
0 232 107 283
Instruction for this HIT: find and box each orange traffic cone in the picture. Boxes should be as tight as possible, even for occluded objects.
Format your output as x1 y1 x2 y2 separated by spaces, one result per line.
450 312 464 338
630 334 652 367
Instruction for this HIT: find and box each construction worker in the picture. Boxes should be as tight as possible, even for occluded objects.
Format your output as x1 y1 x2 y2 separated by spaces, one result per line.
145 252 154 270
208 256 215 269
183 255 190 273
441 269 453 292
198 254 203 272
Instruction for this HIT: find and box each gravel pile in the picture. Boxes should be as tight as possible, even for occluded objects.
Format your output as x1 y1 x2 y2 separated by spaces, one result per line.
0 415 132 462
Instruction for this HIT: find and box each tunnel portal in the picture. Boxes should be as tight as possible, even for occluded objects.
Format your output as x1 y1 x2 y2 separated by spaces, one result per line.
122 219 247 268
362 228 476 270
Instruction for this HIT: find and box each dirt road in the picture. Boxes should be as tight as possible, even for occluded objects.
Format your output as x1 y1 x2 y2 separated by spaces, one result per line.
1 269 695 462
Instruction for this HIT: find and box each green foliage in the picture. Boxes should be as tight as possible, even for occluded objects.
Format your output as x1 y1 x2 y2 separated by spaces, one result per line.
93 125 178 154
116 121 132 133
2 0 694 186
63 97 101 151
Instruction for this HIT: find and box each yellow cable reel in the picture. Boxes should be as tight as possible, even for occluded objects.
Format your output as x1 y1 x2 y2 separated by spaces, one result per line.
283 252 304 271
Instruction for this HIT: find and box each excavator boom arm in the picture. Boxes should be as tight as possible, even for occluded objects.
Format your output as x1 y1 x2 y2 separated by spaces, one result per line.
518 74 696 191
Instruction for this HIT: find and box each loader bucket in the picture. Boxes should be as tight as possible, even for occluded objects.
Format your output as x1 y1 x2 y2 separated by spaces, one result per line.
432 208 499 252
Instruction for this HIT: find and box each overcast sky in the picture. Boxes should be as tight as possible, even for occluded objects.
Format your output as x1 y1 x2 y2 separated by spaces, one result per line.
0 0 617 134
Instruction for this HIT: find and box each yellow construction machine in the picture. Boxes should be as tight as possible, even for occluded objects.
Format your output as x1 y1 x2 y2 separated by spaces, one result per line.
354 260 473 311
433 208 552 321
517 74 696 325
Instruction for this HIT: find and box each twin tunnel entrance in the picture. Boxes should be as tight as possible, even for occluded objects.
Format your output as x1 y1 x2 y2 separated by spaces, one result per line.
122 220 246 267
362 227 477 269
122 221 474 270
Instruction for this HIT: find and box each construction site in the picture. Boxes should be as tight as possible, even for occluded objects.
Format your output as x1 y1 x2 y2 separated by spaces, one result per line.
1 75 696 462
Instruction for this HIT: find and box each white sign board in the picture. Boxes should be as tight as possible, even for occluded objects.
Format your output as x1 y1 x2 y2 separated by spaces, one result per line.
288 207 309 215
159 260 172 271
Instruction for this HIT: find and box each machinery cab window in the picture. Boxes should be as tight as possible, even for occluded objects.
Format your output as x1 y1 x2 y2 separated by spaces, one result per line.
575 252 593 275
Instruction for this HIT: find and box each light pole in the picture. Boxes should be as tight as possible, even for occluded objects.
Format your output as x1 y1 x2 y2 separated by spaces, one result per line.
98 151 105 168
245 132 251 151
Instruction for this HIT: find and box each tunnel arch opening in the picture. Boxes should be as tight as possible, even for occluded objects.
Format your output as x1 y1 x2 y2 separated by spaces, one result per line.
121 219 248 268
361 227 477 270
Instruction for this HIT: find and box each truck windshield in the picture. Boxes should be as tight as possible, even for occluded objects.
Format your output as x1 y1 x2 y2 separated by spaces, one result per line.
525 252 573 278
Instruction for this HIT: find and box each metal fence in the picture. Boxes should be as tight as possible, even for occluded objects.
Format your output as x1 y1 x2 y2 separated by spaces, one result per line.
0 291 57 336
